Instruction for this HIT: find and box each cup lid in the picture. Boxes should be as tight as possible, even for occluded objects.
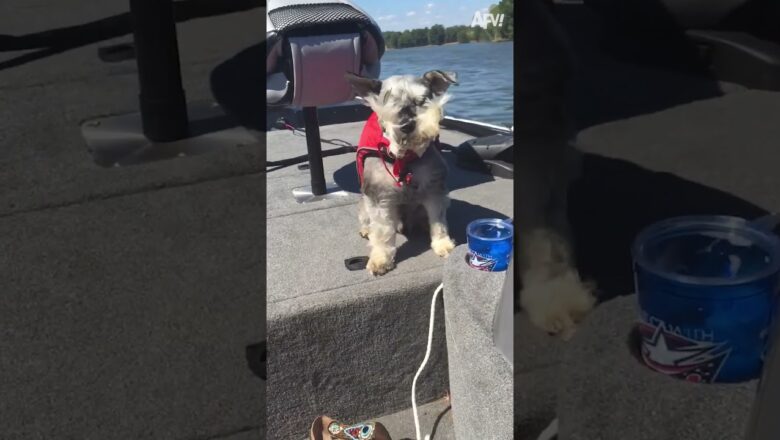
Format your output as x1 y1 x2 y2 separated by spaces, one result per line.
632 215 780 286
467 218 514 241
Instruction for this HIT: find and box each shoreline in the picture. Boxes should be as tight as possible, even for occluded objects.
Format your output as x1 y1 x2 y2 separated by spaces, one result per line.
385 39 512 50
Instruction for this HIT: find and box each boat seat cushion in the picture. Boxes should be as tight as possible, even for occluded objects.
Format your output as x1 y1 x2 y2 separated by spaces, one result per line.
266 0 384 107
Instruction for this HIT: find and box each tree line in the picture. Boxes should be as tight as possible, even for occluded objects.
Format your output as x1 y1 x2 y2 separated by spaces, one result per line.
382 0 513 49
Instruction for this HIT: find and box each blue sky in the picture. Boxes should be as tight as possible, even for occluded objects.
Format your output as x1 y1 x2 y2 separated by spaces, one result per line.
357 0 496 32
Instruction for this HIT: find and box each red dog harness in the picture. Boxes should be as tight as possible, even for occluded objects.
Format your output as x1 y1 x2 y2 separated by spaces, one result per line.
356 112 419 187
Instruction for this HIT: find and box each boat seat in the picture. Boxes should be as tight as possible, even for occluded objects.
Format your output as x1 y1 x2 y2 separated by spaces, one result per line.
266 0 385 198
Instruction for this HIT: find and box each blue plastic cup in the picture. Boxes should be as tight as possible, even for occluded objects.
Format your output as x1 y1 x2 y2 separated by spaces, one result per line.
466 218 513 272
632 216 780 383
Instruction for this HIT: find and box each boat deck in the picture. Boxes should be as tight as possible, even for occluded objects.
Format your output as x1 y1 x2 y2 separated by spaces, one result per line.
0 2 266 439
266 120 511 304
265 117 513 438
514 3 780 439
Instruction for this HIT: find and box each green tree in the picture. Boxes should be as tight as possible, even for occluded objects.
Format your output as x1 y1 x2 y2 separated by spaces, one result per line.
383 31 400 48
470 25 483 42
445 26 458 43
412 28 428 46
380 16 512 49
428 24 446 45
398 30 413 48
492 0 513 39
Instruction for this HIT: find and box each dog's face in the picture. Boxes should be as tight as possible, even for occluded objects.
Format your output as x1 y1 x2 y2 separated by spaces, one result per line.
345 70 457 158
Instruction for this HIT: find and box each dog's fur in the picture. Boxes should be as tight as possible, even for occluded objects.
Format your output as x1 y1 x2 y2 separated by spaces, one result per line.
515 138 596 340
515 0 596 340
346 70 458 276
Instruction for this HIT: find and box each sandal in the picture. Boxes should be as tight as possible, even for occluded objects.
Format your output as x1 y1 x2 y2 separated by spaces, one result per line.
309 416 392 440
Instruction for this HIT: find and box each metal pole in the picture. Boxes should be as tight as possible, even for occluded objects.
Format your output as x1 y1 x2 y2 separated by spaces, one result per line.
129 0 189 142
303 107 327 196
745 313 780 440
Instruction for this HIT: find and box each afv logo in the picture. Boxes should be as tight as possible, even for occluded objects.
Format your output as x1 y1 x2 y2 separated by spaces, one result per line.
471 11 505 29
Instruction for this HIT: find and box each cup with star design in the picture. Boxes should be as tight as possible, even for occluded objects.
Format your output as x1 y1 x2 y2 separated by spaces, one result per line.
632 216 780 383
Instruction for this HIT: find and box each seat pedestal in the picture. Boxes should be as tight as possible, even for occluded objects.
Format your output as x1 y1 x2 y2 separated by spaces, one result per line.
293 107 349 203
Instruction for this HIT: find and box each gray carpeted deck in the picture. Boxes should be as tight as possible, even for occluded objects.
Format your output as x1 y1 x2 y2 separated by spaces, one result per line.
559 295 758 440
266 119 512 438
0 3 265 216
444 245 513 440
374 397 454 440
1 175 265 439
301 398 454 440
511 3 780 439
1 3 266 439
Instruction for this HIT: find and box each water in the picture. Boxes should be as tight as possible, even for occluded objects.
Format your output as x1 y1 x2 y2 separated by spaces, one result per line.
466 219 513 272
633 216 780 383
380 42 514 127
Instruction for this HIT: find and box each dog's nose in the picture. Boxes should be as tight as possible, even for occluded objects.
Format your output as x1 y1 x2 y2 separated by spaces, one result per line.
400 120 416 134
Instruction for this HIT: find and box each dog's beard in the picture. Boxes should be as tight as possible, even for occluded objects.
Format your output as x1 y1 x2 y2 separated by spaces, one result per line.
367 93 450 158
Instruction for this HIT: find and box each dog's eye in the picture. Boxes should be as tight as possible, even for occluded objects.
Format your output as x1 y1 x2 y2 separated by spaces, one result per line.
416 98 427 106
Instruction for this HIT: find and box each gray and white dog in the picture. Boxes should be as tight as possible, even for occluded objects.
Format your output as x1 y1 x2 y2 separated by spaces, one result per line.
345 70 458 276
347 60 595 340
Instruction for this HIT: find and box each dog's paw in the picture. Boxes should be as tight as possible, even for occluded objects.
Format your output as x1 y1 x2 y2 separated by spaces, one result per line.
366 252 395 276
538 311 578 341
359 226 370 239
431 236 455 257
520 270 596 341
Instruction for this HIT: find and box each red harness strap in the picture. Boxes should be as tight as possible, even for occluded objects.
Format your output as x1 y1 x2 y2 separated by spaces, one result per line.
356 112 422 187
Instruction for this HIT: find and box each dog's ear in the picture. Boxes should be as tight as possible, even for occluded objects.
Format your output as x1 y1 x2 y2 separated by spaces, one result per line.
344 72 382 98
422 70 458 95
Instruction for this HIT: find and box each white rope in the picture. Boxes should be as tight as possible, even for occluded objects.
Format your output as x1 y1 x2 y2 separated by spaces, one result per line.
412 282 444 440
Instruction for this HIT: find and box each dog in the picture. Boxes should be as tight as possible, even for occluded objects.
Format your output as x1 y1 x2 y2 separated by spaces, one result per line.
515 138 596 340
345 62 593 338
345 70 458 276
515 0 596 340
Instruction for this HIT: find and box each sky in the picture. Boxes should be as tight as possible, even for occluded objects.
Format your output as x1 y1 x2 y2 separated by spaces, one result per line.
357 0 496 32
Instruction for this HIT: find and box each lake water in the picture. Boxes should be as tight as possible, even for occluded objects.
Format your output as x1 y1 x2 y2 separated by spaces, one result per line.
379 41 513 127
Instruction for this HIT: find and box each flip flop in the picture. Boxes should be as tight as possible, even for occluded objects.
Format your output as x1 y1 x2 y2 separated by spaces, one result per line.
309 416 392 440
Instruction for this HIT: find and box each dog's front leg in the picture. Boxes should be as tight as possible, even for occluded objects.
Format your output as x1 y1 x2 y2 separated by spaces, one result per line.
423 196 455 257
517 166 596 339
519 228 595 340
358 196 371 239
365 199 398 276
